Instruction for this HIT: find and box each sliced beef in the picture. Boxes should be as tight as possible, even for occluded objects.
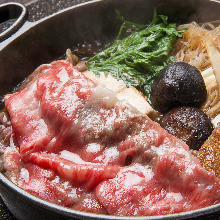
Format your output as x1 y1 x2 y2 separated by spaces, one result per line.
96 123 220 216
3 60 220 216
3 146 107 213
5 60 95 157
5 60 144 158
29 152 121 189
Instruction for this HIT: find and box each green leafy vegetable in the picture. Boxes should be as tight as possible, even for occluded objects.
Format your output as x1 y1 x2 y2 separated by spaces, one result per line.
87 10 184 97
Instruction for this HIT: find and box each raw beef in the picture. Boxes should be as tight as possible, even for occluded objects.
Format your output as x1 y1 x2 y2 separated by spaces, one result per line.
3 60 220 216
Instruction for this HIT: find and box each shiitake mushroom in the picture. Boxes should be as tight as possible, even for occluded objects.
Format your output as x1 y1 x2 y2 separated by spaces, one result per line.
150 62 207 113
160 107 213 150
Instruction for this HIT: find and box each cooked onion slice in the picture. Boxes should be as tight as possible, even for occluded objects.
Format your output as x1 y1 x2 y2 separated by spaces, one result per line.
201 42 220 119
206 41 220 89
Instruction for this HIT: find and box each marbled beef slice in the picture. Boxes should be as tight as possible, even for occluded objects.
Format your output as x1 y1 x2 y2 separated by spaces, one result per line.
3 60 220 216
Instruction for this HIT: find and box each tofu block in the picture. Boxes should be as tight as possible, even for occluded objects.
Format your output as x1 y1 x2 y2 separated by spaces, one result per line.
84 71 154 115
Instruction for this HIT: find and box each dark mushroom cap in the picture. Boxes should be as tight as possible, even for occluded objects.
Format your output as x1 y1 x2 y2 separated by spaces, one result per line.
160 107 213 150
150 62 207 113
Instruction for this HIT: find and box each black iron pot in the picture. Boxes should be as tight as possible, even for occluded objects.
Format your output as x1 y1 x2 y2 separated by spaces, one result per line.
0 0 220 219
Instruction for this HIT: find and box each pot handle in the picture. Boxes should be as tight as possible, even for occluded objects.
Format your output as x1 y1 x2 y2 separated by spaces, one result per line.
0 2 27 42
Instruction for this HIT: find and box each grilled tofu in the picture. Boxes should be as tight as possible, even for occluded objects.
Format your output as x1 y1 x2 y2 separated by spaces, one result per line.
197 123 220 178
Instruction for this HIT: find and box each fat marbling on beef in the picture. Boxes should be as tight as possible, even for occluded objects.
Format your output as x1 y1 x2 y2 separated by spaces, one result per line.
2 60 220 216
